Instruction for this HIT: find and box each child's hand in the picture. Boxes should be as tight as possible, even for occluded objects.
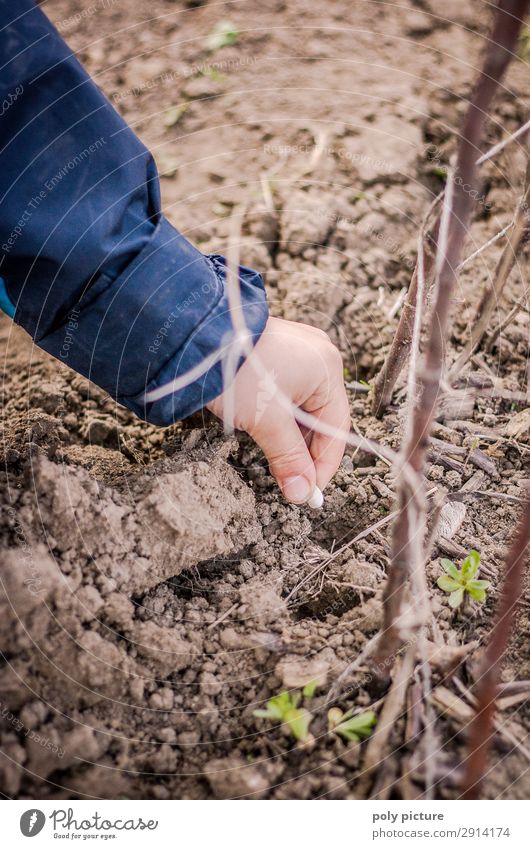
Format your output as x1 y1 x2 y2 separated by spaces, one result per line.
207 317 350 504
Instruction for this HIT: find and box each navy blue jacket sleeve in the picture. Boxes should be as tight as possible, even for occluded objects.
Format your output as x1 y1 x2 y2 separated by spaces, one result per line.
0 0 268 425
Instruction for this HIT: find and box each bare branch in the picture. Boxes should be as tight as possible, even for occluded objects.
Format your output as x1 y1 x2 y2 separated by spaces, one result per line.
450 154 530 378
461 496 530 799
374 0 530 667
371 194 441 418
372 3 530 417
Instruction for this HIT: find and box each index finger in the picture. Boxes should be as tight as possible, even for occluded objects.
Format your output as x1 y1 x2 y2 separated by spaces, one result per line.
304 379 350 490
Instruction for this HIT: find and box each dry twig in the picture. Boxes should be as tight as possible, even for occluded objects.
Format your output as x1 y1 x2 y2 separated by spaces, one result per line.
374 0 530 669
450 155 530 378
461 496 530 798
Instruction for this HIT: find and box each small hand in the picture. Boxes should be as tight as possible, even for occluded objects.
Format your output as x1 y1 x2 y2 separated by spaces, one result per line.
207 317 350 503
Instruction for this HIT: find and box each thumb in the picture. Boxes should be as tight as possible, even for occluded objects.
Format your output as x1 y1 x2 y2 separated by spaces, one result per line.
250 407 317 504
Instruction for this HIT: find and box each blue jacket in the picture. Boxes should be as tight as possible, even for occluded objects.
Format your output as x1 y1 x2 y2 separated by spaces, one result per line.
0 1 268 425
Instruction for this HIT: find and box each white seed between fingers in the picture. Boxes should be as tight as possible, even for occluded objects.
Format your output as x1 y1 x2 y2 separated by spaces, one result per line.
307 486 324 509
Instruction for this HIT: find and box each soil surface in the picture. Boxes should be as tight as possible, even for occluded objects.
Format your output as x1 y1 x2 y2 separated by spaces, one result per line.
1 0 529 800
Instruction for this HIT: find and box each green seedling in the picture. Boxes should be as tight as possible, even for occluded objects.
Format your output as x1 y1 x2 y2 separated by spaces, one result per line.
432 166 447 180
206 21 240 51
163 103 188 128
328 708 376 743
437 550 490 608
253 682 318 741
302 679 318 698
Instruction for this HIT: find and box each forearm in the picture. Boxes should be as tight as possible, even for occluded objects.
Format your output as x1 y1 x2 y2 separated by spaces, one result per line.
0 0 268 424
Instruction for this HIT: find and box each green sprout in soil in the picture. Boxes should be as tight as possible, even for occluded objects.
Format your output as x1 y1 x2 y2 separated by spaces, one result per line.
302 680 318 698
327 708 377 743
206 21 240 51
253 681 317 741
432 166 448 180
437 550 490 609
163 103 189 128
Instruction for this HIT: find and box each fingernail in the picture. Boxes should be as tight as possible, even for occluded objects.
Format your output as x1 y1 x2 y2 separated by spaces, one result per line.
307 486 324 509
282 475 312 504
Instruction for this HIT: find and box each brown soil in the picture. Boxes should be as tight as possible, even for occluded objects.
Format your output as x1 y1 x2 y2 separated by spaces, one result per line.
1 0 529 800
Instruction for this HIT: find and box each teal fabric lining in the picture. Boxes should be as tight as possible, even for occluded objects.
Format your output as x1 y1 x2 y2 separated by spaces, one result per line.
0 277 16 318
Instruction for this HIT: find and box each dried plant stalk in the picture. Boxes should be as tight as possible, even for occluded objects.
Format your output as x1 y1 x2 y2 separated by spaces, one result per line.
371 208 440 418
372 13 530 417
450 155 530 378
461 497 530 799
374 0 530 666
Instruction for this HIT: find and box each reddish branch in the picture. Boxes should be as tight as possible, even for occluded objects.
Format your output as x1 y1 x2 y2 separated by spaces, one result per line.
450 155 530 377
374 0 530 666
372 217 439 418
461 497 530 799
372 1 530 417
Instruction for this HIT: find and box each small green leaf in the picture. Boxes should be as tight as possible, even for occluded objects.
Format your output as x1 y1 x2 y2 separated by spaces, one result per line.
467 579 490 591
163 103 188 128
291 691 301 709
467 585 487 603
302 680 318 699
467 580 490 604
334 726 361 743
253 708 276 719
261 692 291 718
285 708 312 741
433 166 447 180
334 710 376 742
441 559 460 581
461 550 480 580
448 588 465 608
206 21 240 51
437 575 461 592
275 692 293 709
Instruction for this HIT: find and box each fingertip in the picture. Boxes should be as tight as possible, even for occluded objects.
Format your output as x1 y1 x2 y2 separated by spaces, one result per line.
251 410 317 504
